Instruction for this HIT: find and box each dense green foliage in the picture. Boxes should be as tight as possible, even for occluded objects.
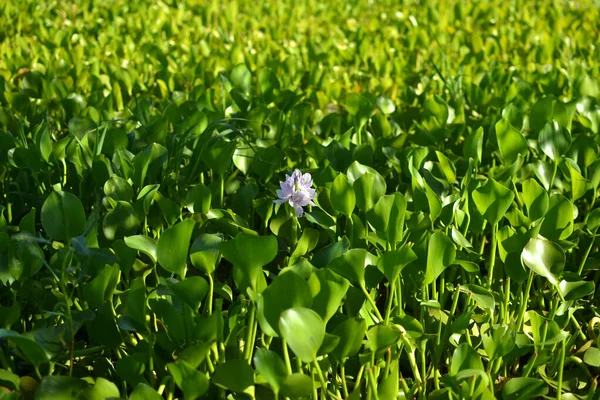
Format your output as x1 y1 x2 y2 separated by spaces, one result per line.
1 0 600 399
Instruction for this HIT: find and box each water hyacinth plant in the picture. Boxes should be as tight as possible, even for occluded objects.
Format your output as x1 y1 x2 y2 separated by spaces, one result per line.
0 0 600 399
274 169 317 216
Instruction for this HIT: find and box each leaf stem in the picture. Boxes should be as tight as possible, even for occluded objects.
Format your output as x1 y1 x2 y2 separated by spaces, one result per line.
577 233 596 275
385 280 396 324
400 332 423 384
516 271 534 331
550 161 558 190
282 339 293 375
487 223 498 286
340 362 349 398
244 303 256 363
314 358 328 396
360 284 384 322
367 367 380 400
205 273 214 315
557 340 565 400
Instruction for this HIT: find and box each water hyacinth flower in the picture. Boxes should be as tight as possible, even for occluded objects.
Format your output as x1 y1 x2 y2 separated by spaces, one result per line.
274 169 317 217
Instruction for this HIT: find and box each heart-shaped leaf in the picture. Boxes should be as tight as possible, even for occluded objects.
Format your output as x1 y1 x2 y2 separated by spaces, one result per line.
472 179 515 225
521 237 565 286
279 307 325 363
425 231 456 285
157 219 196 278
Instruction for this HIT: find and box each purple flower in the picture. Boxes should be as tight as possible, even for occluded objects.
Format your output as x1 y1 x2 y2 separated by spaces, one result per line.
274 169 316 216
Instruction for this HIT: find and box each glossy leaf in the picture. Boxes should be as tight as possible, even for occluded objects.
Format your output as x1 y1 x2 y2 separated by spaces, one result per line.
190 233 223 274
472 179 515 225
279 307 325 363
212 359 254 392
425 231 456 285
41 190 86 241
220 235 277 293
331 173 355 216
539 120 571 161
157 219 195 277
495 118 528 164
521 237 565 286
253 349 287 393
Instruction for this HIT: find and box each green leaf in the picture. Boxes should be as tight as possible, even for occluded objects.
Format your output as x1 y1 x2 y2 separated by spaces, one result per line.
311 237 350 268
257 271 312 336
324 141 353 172
521 237 565 286
104 176 133 201
378 361 399 399
521 179 548 221
450 343 484 375
589 208 600 231
331 316 367 360
212 359 255 392
353 171 387 212
220 235 277 293
318 332 340 355
279 307 325 363
328 248 376 286
202 137 236 177
18 207 36 234
425 231 456 285
130 383 163 400
558 279 595 301
156 219 195 277
539 121 571 162
472 179 515 225
464 127 484 163
366 192 407 244
459 284 495 311
168 276 208 310
8 239 44 281
178 342 213 368
253 349 287 394
495 118 528 164
167 360 209 399
0 369 20 390
583 346 600 368
393 315 424 339
34 376 89 400
230 64 252 93
87 302 121 349
309 269 350 323
124 235 157 264
41 190 86 241
539 194 573 240
102 201 140 240
367 324 401 353
481 324 515 359
82 264 119 309
526 311 568 346
377 244 417 283
425 95 449 125
190 233 222 274
0 329 49 369
331 173 355 216
86 377 120 400
280 373 314 398
291 228 320 261
502 103 524 130
566 160 587 201
436 151 457 184
185 184 212 214
501 378 548 400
